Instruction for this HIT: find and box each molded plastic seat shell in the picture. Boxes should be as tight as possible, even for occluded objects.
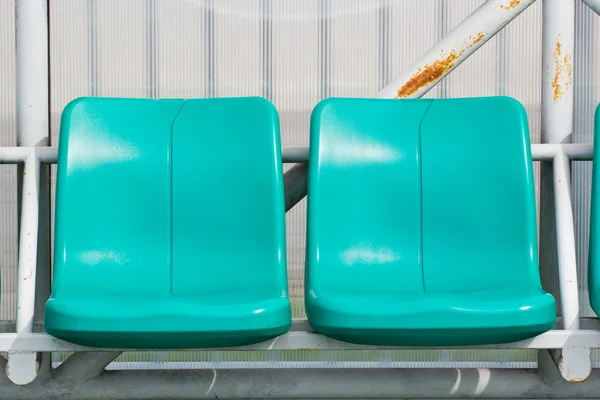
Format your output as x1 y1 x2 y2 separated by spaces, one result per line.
45 97 291 348
306 96 556 346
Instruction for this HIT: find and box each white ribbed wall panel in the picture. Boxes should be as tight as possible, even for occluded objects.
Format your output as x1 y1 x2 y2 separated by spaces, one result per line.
388 0 440 98
328 0 379 97
444 0 498 98
0 0 594 368
272 1 321 317
97 0 148 98
156 0 207 99
0 0 17 321
503 0 542 144
213 0 262 97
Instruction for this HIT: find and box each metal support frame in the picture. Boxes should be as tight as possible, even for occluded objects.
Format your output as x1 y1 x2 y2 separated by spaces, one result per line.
283 163 309 211
379 0 537 99
539 0 579 383
10 0 51 386
0 144 593 370
4 0 600 397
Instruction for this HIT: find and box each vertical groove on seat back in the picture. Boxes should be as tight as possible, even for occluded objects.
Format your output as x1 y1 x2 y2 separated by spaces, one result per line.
420 97 540 294
307 98 429 299
170 97 287 299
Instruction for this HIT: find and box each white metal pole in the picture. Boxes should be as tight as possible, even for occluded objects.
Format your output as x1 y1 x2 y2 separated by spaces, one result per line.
540 0 577 330
9 0 50 386
15 155 41 334
378 0 537 99
7 153 42 385
553 151 580 330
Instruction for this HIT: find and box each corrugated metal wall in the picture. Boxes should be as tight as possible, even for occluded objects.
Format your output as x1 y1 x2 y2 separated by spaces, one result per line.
1 0 600 367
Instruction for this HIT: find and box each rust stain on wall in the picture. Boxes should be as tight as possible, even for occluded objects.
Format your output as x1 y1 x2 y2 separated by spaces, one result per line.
552 36 572 103
498 0 521 11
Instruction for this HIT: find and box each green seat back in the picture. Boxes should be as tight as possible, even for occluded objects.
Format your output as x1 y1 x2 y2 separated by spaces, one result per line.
46 97 291 348
420 99 540 293
307 99 429 297
306 96 555 345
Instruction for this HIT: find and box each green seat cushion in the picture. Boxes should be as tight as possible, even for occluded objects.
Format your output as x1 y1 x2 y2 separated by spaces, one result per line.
306 96 555 346
45 97 291 348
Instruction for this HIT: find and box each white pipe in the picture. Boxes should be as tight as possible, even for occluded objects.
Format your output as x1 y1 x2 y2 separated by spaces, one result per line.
530 144 594 161
0 145 594 164
553 150 580 330
378 0 537 99
6 153 42 385
2 329 600 352
10 0 49 386
15 155 41 334
0 148 31 163
542 0 575 144
0 147 57 163
15 0 49 147
540 0 577 333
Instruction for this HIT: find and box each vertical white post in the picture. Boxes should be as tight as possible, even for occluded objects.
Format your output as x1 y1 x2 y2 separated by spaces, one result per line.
8 0 50 385
540 0 587 383
540 0 577 330
553 150 580 330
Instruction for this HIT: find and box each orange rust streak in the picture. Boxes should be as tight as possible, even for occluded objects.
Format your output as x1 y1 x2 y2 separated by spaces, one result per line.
396 50 460 98
499 0 521 11
564 53 573 88
473 32 485 44
552 35 569 103
395 31 485 99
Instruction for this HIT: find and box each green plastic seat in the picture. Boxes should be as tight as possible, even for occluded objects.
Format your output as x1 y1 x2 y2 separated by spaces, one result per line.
45 97 291 348
589 105 600 316
306 96 556 346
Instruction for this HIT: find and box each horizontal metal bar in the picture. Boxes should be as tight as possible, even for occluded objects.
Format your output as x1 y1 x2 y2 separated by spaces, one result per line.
0 144 592 165
0 147 32 163
0 146 57 164
531 144 594 161
282 147 309 163
282 144 595 163
2 317 596 336
1 329 600 352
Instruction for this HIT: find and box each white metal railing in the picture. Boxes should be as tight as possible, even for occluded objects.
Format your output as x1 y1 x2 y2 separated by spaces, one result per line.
0 143 594 366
